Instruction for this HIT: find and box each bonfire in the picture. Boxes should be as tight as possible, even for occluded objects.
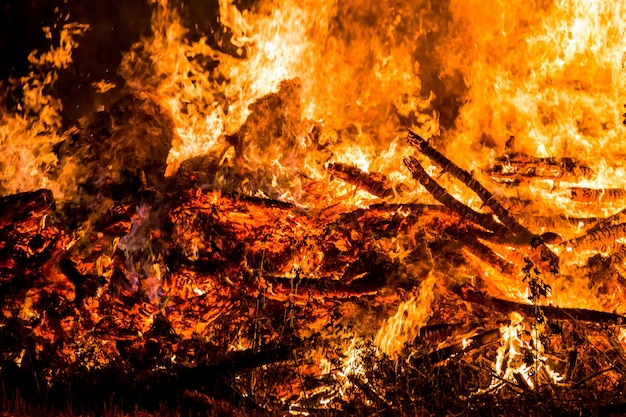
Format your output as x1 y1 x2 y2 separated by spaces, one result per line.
2 0 626 415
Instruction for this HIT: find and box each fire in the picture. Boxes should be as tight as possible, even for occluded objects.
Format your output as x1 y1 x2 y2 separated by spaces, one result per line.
442 0 626 212
375 271 439 358
490 312 563 391
117 0 440 208
0 21 88 197
3 0 626 414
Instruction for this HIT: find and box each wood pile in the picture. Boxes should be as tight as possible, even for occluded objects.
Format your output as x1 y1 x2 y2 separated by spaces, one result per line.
2 89 626 416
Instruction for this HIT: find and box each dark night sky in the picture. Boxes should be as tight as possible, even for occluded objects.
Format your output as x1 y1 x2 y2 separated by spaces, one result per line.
1 0 155 122
0 0 231 124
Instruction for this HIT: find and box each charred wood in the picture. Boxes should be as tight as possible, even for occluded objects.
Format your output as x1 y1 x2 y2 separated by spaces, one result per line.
169 189 420 286
0 188 55 224
58 257 106 307
455 285 626 324
573 366 618 388
559 222 626 252
487 153 593 184
564 349 578 382
326 162 406 199
0 189 64 282
411 328 501 366
512 371 531 391
570 187 626 203
418 322 465 346
185 344 294 383
453 234 517 276
264 267 390 300
403 156 505 233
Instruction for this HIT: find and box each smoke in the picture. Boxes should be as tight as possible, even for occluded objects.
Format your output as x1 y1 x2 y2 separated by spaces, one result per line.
117 202 168 303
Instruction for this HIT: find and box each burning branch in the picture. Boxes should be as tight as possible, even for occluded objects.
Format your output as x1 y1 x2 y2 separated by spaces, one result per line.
559 223 626 252
454 285 626 324
405 131 560 285
326 162 406 199
407 131 531 239
411 328 501 366
454 234 518 276
403 156 505 233
487 152 593 184
570 187 626 203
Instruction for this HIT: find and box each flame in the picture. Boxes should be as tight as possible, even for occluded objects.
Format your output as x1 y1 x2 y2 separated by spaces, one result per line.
374 271 439 358
3 0 626 409
442 0 626 211
3 1 625 215
0 21 88 197
117 0 439 207
490 312 563 391
420 0 626 317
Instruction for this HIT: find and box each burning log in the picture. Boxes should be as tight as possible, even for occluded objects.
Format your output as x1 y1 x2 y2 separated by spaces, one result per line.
184 344 295 382
403 156 505 233
0 189 65 282
488 153 593 184
0 188 54 225
588 207 626 234
265 271 388 300
453 234 518 276
326 162 407 199
454 285 626 324
513 212 594 237
570 187 626 202
609 245 626 277
405 131 560 288
407 131 534 241
168 189 401 284
559 222 626 252
411 328 501 366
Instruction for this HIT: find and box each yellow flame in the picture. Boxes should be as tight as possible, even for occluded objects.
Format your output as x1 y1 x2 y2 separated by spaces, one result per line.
443 0 626 191
492 312 562 390
0 22 88 197
117 0 439 208
374 271 439 358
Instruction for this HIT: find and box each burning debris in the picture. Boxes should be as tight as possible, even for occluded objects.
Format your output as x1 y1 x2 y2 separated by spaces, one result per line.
2 0 626 416
4 114 626 415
